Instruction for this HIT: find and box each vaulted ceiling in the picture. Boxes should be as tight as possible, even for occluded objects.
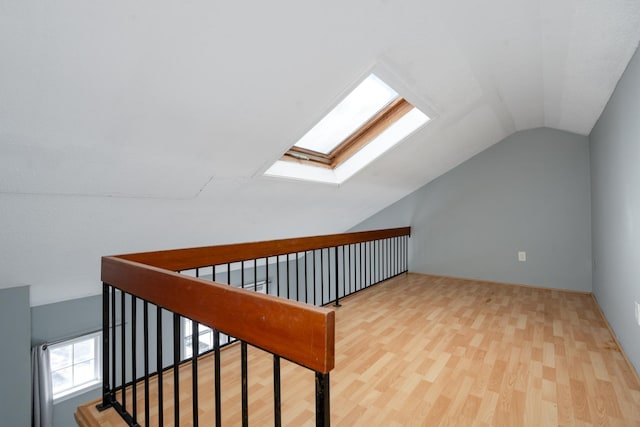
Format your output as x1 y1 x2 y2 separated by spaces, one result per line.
2 0 640 305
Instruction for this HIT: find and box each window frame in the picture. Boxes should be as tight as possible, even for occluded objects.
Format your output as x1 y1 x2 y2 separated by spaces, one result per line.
49 331 102 402
283 97 413 170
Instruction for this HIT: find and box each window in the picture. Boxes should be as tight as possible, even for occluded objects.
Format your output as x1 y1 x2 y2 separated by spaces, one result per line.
183 319 232 358
49 332 101 401
265 73 431 184
184 320 215 359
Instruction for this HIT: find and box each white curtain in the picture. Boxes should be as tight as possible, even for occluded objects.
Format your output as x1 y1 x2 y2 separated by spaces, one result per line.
31 344 53 427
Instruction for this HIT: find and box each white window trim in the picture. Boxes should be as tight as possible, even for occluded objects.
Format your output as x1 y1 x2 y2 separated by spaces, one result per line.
49 331 102 403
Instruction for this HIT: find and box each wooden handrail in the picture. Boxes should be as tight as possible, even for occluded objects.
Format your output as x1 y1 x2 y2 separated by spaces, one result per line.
115 227 411 272
102 256 335 373
101 227 410 374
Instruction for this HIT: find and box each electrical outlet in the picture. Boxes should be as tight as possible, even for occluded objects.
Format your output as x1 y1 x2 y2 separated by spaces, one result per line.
518 251 526 262
635 301 640 326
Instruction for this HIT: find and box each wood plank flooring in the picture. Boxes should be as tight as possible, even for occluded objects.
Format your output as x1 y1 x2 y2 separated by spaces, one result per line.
76 273 640 426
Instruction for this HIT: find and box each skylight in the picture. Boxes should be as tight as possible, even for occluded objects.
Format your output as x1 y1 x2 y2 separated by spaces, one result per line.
265 73 431 184
294 74 399 155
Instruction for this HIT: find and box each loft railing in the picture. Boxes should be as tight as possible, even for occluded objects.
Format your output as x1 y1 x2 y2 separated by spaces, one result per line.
97 227 410 426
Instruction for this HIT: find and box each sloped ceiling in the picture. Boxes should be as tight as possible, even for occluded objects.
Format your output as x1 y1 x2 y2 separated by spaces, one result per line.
2 0 640 305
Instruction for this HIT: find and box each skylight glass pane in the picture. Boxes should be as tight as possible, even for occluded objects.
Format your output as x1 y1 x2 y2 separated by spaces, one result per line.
334 108 430 183
294 74 398 154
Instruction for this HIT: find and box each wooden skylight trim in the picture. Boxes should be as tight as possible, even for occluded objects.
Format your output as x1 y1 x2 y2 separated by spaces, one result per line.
282 97 413 170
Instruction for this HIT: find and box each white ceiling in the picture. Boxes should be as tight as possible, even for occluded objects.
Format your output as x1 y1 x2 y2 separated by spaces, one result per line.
2 0 640 305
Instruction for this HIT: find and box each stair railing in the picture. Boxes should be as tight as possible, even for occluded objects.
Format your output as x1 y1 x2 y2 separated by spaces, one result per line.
98 227 410 426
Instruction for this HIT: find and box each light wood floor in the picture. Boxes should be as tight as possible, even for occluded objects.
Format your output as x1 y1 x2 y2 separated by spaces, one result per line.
76 273 640 426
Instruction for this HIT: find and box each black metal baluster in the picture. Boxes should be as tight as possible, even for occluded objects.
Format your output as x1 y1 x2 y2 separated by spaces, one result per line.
286 253 290 299
369 241 373 286
111 287 116 404
315 372 330 427
276 255 281 297
397 236 401 275
241 342 248 427
98 283 111 410
404 235 407 272
313 250 317 306
334 247 340 307
213 265 216 282
227 263 231 285
241 261 245 288
320 248 325 304
360 242 364 290
394 237 398 275
143 301 149 427
121 291 126 412
157 307 163 426
173 313 180 424
273 355 281 427
388 238 391 278
192 321 199 427
266 257 270 295
376 240 380 283
131 296 137 424
342 246 346 298
296 252 300 301
406 235 409 272
254 259 258 292
214 330 221 427
348 244 352 294
304 252 308 303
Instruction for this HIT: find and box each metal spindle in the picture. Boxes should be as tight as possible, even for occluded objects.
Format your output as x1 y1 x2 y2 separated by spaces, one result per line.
173 313 180 424
313 250 317 305
342 246 346 298
315 372 330 427
157 306 163 426
334 247 340 306
143 301 149 427
111 287 116 403
360 242 364 290
348 244 353 294
241 261 245 288
286 254 290 299
276 256 280 297
99 283 111 410
214 330 221 427
131 296 137 423
320 248 325 304
254 259 258 292
121 291 126 411
296 252 300 301
192 321 199 427
241 342 248 427
273 355 281 427
266 257 270 295
304 252 308 304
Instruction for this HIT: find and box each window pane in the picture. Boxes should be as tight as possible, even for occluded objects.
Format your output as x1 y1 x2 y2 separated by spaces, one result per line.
50 345 73 371
73 339 94 363
294 74 398 154
73 360 96 386
198 331 213 354
52 366 73 394
197 324 212 334
184 336 194 358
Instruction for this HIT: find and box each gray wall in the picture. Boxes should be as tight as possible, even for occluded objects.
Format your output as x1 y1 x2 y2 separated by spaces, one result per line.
31 295 103 427
0 286 31 427
353 127 592 292
590 45 640 373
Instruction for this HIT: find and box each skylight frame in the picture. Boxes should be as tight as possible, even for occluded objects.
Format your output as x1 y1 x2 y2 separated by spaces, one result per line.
283 97 414 170
264 71 433 184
